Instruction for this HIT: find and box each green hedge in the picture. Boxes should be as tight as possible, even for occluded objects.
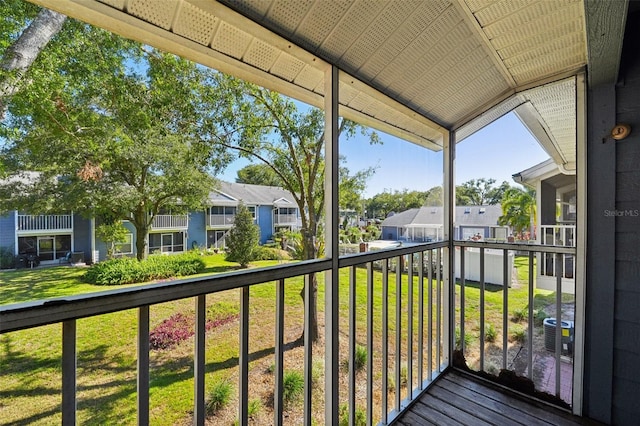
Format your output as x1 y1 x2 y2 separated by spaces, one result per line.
252 246 290 261
84 252 206 285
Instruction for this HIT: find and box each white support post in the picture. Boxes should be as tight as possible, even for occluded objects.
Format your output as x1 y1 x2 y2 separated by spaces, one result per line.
324 64 340 426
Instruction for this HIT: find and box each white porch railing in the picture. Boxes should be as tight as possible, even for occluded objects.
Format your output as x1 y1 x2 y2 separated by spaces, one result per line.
17 214 72 232
151 214 188 229
207 213 235 227
274 213 299 225
540 225 576 280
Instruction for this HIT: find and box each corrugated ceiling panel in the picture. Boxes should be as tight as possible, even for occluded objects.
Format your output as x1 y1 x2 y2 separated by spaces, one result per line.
293 65 324 91
219 0 270 21
319 0 381 63
431 66 509 120
338 1 417 74
455 95 525 140
497 19 583 60
489 6 583 51
173 2 218 46
406 34 481 105
356 0 450 82
97 0 126 9
243 39 280 71
375 5 459 90
503 32 584 69
523 79 576 161
510 50 584 85
211 21 252 59
293 1 352 52
265 0 314 38
338 81 361 105
472 0 534 26
482 0 580 39
270 52 306 82
127 0 179 30
346 91 376 112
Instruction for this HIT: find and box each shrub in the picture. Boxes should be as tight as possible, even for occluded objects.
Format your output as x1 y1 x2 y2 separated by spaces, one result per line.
455 327 473 350
252 246 290 261
149 308 238 350
282 370 304 408
149 312 193 350
354 345 367 372
510 324 527 344
533 309 547 326
339 404 366 426
485 323 497 343
248 398 262 419
512 306 528 322
83 252 205 285
206 380 232 414
0 246 15 269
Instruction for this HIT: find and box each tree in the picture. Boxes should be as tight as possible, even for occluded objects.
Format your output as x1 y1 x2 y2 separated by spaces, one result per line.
0 2 66 120
225 202 260 268
498 186 537 238
456 178 510 206
236 163 282 187
215 80 379 341
339 159 376 213
0 16 255 260
95 219 129 259
364 189 428 219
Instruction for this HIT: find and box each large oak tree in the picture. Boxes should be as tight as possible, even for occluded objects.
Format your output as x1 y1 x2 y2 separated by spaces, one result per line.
0 13 254 260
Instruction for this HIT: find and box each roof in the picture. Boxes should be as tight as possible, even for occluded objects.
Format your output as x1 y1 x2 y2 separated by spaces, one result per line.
207 181 297 207
34 0 627 169
382 205 504 228
513 158 576 189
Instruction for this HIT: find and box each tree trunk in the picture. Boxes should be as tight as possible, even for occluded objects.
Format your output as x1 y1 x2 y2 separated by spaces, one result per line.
1 8 66 119
135 226 149 261
299 226 320 342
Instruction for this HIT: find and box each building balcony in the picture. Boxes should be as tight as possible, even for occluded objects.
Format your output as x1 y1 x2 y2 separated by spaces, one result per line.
207 213 235 227
0 240 579 425
274 213 300 226
151 214 189 230
16 214 73 233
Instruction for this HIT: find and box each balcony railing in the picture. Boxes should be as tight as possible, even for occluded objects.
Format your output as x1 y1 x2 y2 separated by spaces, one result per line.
0 240 577 424
151 214 189 229
0 242 449 425
454 240 577 406
207 214 235 227
17 214 73 232
274 213 299 225
540 225 576 280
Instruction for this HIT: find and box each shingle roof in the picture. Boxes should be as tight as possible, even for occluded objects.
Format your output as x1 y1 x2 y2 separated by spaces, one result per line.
207 181 297 207
382 205 503 227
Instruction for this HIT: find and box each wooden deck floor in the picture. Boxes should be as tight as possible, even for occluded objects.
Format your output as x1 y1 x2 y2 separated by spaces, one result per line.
394 369 596 426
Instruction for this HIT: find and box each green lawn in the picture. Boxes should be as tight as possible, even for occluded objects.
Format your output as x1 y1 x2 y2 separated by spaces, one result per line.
0 254 560 424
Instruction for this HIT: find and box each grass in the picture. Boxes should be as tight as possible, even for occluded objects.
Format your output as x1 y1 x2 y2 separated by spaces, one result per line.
0 253 569 424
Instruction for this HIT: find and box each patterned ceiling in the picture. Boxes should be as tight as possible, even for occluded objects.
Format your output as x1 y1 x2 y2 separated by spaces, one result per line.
33 0 589 164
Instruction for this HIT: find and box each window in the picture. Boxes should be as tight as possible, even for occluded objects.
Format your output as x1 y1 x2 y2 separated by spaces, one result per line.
247 205 256 219
114 234 133 255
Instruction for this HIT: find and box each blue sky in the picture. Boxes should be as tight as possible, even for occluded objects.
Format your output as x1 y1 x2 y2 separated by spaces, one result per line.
219 111 550 198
